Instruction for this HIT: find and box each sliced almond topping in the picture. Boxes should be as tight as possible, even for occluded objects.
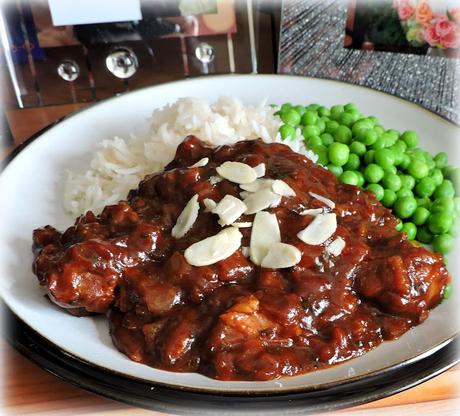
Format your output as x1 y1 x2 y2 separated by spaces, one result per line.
261 243 301 269
231 222 252 228
184 227 242 266
171 194 200 239
209 175 223 185
213 195 247 226
244 189 282 214
190 157 209 168
216 161 257 184
309 192 336 209
240 178 274 192
299 208 324 216
253 163 266 178
327 237 346 256
249 211 281 265
297 213 337 245
272 180 296 197
203 198 217 213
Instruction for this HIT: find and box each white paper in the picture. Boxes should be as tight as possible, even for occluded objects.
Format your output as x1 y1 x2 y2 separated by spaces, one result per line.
48 0 142 26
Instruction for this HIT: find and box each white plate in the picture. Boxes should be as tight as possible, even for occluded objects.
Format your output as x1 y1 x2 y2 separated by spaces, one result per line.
1 75 459 393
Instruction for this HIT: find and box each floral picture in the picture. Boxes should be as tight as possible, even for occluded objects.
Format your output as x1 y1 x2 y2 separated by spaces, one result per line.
345 0 460 58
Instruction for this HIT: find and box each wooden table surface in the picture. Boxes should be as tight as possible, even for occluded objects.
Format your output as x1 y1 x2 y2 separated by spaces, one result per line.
2 105 459 416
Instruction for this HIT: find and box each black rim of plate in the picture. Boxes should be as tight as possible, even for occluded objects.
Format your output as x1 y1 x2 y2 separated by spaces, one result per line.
3 303 459 415
1 88 459 414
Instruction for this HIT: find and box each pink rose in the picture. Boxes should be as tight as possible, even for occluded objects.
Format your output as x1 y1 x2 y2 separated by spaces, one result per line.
441 26 460 48
398 4 415 20
450 8 460 24
435 16 456 38
424 23 440 46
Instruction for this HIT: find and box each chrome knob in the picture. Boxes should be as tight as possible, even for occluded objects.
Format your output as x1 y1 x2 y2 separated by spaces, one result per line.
105 48 138 79
57 60 80 82
195 42 215 64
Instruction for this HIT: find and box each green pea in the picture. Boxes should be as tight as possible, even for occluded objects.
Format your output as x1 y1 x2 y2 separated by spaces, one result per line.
321 133 334 146
455 197 460 215
338 112 355 128
397 188 414 199
279 124 296 140
306 103 320 111
401 130 419 148
449 168 460 193
294 105 306 116
318 106 330 117
367 183 384 201
443 284 453 300
395 219 404 231
371 137 387 150
302 125 321 139
433 234 454 255
344 103 359 112
350 141 366 157
431 197 455 214
428 212 454 235
384 165 397 174
394 196 418 219
354 170 365 187
392 140 408 153
315 119 326 133
328 142 350 167
280 103 292 112
364 164 384 183
358 129 378 146
382 172 402 192
306 135 323 148
388 146 404 166
382 189 397 208
327 164 343 177
373 125 385 135
402 222 417 240
344 153 361 171
301 111 318 126
334 125 352 144
386 128 400 139
374 148 395 170
281 109 301 126
399 154 411 170
364 150 375 165
325 120 340 135
434 180 455 199
415 177 436 198
434 152 448 169
399 175 416 190
352 120 373 137
431 168 444 187
408 158 429 179
412 207 430 226
367 116 379 126
416 226 433 244
340 171 359 186
416 197 431 208
312 144 329 166
330 105 344 120
381 132 398 147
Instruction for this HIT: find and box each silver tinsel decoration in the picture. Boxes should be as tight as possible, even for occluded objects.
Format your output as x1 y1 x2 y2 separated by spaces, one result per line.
278 0 460 124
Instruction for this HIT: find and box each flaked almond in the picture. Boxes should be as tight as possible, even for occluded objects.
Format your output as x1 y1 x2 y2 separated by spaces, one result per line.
209 175 223 185
272 180 296 197
184 227 242 266
244 189 282 214
240 178 274 192
216 161 257 184
231 222 252 228
203 198 217 212
171 194 200 239
249 211 281 265
190 157 209 168
261 243 301 269
213 195 247 226
297 213 337 245
254 163 266 178
309 192 336 209
327 237 346 256
299 208 324 216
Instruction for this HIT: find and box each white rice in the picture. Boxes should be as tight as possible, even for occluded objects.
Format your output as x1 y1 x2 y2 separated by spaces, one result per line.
63 96 317 215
